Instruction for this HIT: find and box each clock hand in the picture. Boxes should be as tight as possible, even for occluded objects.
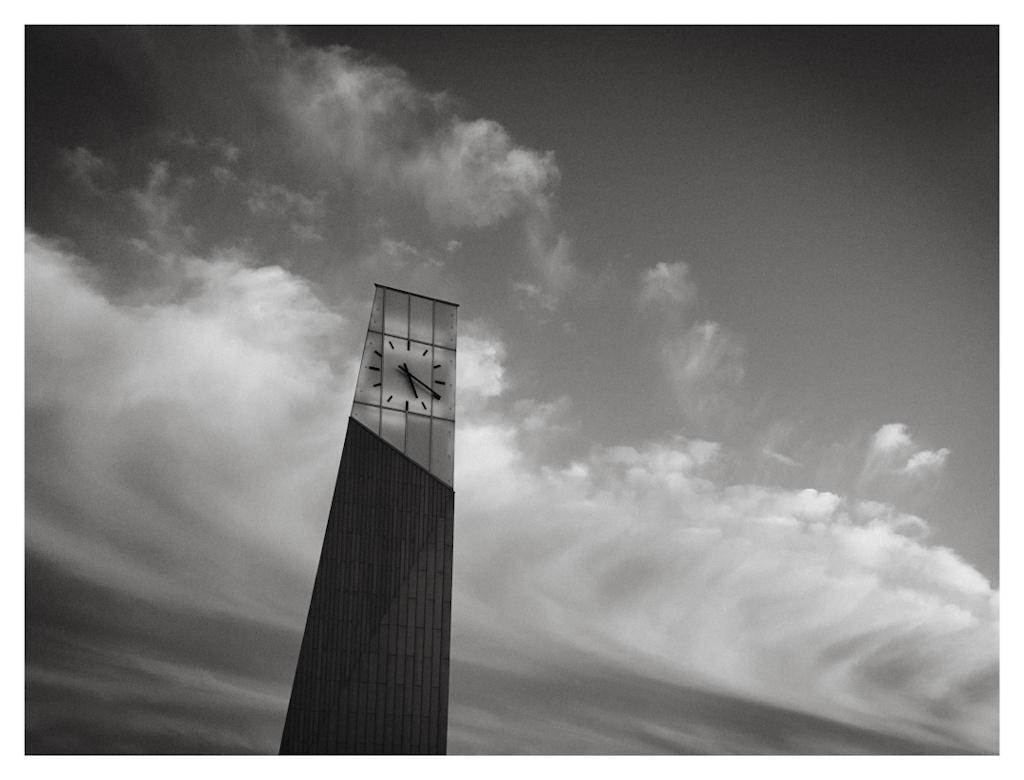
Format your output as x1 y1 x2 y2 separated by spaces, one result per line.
406 370 442 400
399 364 440 399
399 363 419 398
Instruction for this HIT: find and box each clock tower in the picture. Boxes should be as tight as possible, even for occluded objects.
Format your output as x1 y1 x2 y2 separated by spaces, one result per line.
279 285 457 754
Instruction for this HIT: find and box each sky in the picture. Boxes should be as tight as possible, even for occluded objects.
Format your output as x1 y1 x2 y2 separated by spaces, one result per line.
23 25 1000 755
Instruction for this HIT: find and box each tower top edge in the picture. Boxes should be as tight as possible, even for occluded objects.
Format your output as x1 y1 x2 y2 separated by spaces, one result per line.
374 283 460 308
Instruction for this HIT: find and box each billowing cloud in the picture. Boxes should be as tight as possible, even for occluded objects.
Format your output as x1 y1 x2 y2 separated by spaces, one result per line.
860 423 952 491
25 230 367 752
457 321 507 405
872 422 914 453
902 447 952 476
274 39 558 230
270 34 578 308
25 231 350 620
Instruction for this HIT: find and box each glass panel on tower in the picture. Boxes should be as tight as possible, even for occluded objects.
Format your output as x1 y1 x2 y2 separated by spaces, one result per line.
351 402 380 435
381 407 405 451
353 331 384 407
432 347 455 420
433 302 456 349
406 412 431 470
384 288 409 337
368 285 385 333
430 417 455 486
409 295 434 344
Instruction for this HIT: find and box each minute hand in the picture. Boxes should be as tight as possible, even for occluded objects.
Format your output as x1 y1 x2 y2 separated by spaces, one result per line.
403 368 441 399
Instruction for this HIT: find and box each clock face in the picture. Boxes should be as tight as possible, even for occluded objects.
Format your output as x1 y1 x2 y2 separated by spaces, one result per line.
379 337 439 414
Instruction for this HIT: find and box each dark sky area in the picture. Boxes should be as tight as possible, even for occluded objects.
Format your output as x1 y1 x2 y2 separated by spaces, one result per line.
24 26 998 756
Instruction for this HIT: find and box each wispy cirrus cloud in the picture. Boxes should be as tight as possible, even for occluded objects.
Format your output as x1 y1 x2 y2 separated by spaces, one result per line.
661 320 747 429
162 130 241 163
450 338 996 752
636 262 746 430
60 146 110 196
244 179 327 242
129 160 195 252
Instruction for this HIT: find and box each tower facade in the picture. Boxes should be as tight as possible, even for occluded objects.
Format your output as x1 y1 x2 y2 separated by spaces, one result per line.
280 285 457 754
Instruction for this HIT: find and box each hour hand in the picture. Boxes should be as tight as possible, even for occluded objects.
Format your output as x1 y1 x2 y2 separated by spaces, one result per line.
399 363 419 398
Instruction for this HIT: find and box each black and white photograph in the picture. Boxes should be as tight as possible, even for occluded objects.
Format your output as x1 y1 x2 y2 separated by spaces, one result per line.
23 23 1001 757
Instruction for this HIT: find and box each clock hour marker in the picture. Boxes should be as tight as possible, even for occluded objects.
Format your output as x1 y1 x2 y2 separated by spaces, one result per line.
388 341 394 349
421 401 427 409
374 350 382 357
373 382 381 387
405 400 409 411
422 349 428 356
435 380 446 385
387 395 393 402
407 340 410 350
434 364 441 369
369 366 380 371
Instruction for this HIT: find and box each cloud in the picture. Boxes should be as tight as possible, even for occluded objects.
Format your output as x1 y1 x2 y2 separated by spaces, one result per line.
515 215 575 311
245 180 324 222
407 119 558 229
661 320 746 428
902 447 952 476
130 161 194 251
449 654 983 755
356 237 447 295
274 38 557 230
271 34 577 308
872 423 914 453
457 321 507 405
212 165 237 185
25 231 350 622
762 448 799 467
163 130 241 163
26 550 291 754
60 146 109 195
638 261 698 313
244 179 326 241
859 423 952 491
447 331 997 753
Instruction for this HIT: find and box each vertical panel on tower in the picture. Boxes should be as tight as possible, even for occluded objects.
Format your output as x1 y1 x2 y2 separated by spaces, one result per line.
280 285 457 755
